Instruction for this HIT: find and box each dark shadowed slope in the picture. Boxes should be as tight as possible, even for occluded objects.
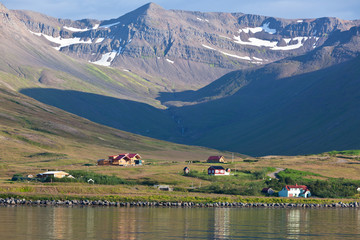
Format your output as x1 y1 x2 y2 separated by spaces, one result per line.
20 88 180 140
173 55 360 156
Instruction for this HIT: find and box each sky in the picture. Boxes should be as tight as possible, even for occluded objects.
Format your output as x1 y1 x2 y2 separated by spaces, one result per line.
2 0 360 21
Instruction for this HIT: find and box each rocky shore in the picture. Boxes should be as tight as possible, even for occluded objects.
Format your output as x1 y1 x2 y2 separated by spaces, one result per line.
1 198 360 208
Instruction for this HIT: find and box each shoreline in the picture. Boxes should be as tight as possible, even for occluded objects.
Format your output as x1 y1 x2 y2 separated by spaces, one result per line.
1 197 360 208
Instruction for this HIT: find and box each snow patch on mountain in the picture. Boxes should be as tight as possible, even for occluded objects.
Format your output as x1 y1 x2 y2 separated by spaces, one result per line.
91 51 117 67
220 51 251 61
234 35 277 47
202 44 216 50
63 26 90 32
271 37 309 50
196 17 209 22
100 22 121 28
233 34 317 51
238 22 276 34
29 31 92 50
95 38 105 43
202 44 252 61
252 57 263 61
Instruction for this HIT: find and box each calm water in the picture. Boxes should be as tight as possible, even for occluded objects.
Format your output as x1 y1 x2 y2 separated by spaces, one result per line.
0 206 360 239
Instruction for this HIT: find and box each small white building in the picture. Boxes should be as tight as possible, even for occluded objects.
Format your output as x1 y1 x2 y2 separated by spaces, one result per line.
278 184 311 198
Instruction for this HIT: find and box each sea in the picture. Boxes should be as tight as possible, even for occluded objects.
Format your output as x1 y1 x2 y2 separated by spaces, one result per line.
0 206 359 239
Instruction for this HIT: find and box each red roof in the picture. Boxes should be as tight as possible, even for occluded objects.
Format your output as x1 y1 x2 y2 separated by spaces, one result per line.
109 154 130 160
285 185 308 191
127 153 141 159
208 156 223 160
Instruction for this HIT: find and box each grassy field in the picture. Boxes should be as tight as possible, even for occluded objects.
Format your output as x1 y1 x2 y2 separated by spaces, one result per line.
2 151 360 201
1 86 360 202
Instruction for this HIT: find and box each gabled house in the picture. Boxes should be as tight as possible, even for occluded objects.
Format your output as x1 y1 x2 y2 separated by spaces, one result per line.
37 171 71 179
109 154 133 166
207 156 226 163
208 166 230 176
278 184 311 198
98 153 143 166
128 153 143 165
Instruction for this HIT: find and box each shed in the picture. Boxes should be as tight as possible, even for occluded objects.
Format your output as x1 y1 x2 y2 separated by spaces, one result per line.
261 187 275 195
97 159 110 165
154 185 173 191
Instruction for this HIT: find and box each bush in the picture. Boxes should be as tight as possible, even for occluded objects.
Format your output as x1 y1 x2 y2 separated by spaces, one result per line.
11 174 23 181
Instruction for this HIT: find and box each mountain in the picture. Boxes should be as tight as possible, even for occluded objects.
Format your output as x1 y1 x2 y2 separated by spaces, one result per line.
1 2 360 156
13 2 360 91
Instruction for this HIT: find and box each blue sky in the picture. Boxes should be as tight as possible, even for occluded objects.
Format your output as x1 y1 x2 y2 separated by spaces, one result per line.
2 0 360 20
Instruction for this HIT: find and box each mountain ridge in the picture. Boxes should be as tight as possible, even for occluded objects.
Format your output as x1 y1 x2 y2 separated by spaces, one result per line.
12 2 360 91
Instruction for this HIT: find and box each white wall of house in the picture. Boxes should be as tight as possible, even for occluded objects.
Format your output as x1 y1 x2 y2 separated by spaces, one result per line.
279 187 302 197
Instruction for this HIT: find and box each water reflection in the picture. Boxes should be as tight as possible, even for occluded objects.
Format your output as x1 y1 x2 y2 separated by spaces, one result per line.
1 206 360 239
213 208 230 239
286 209 309 239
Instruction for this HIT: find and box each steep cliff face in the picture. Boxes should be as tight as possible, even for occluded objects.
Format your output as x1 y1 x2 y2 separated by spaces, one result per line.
14 3 360 90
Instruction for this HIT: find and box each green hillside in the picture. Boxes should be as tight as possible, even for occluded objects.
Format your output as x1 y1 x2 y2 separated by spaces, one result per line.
0 85 231 179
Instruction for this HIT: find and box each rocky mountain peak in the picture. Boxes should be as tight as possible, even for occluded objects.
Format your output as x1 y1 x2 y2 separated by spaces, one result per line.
144 2 164 11
122 2 165 18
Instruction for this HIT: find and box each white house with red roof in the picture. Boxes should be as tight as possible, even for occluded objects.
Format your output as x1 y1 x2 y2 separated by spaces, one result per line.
278 184 311 198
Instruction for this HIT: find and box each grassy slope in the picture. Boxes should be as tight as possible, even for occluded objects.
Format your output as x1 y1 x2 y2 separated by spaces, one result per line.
0 85 235 181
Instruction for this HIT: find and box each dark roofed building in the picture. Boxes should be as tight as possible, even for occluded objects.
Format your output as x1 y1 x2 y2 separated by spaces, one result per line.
207 156 226 163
